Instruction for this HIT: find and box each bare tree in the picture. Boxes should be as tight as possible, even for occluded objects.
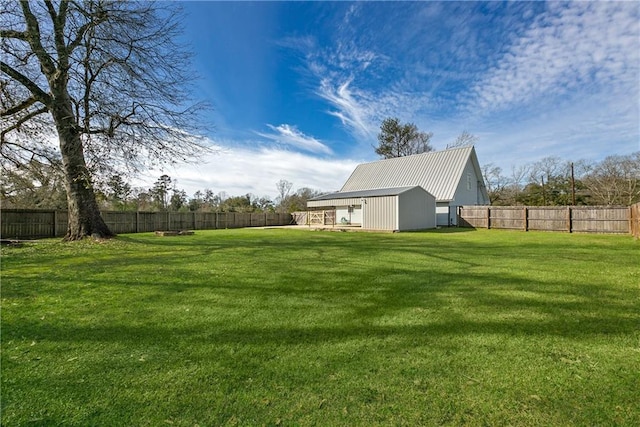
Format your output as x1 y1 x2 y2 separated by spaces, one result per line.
481 163 508 204
1 1 209 240
583 152 640 205
528 157 567 183
510 164 530 191
446 130 478 149
375 117 433 159
275 179 293 213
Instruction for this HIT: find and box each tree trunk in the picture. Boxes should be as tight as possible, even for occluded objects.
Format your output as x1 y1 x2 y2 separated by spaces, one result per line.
54 108 114 241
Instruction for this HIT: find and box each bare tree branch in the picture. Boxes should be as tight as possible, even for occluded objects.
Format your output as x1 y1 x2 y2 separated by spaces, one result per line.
0 60 52 105
45 0 70 71
0 29 28 40
1 106 49 141
19 1 57 76
1 96 39 116
43 0 58 22
1 138 58 164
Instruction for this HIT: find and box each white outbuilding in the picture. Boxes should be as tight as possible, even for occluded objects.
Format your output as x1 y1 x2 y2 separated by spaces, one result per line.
309 145 489 228
307 185 436 232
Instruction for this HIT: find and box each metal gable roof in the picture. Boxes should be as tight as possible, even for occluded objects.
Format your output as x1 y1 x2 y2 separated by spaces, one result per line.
340 145 484 201
309 186 424 201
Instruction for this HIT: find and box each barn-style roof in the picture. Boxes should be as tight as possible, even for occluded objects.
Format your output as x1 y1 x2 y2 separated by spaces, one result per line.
340 145 487 202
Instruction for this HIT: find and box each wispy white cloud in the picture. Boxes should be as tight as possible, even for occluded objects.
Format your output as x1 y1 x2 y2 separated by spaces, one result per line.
135 138 358 199
256 124 332 155
300 1 638 163
316 76 439 145
473 87 640 171
290 5 453 145
457 1 640 170
318 78 374 138
467 2 639 113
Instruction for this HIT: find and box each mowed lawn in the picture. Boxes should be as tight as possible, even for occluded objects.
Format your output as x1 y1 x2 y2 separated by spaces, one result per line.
1 228 639 426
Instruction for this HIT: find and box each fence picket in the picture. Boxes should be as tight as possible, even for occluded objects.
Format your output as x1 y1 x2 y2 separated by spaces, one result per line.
458 205 632 234
0 210 293 239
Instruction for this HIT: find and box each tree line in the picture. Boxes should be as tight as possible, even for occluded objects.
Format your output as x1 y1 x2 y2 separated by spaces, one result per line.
482 153 640 206
4 149 637 216
0 164 321 214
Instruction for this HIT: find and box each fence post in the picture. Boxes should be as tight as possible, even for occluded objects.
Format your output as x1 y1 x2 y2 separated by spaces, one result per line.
629 204 639 237
629 204 640 238
487 207 491 229
6 206 638 238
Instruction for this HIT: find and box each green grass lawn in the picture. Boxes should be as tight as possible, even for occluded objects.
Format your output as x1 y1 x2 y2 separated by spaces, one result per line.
2 228 639 426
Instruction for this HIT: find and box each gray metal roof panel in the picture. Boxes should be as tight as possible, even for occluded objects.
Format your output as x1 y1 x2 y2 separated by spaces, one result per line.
309 186 422 201
340 145 478 201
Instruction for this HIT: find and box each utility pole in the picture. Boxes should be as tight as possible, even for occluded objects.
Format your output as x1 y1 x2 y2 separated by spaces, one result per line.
541 175 547 205
570 162 576 206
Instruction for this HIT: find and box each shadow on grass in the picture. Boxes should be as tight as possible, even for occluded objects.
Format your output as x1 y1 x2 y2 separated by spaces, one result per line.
4 261 638 347
414 227 478 234
6 308 638 350
4 228 638 348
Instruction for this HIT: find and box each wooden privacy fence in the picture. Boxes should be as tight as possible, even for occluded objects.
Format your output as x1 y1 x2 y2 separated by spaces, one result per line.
632 202 640 239
0 209 292 239
458 205 632 234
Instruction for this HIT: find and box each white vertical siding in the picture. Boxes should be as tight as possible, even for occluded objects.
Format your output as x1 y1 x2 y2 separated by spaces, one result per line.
453 159 483 205
448 158 489 225
398 187 436 230
308 186 437 231
363 196 398 230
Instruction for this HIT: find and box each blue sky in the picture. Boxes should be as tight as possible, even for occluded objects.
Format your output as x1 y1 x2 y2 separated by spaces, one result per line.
144 1 640 199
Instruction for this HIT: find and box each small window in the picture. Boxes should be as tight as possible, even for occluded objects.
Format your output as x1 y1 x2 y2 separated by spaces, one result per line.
467 173 472 190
